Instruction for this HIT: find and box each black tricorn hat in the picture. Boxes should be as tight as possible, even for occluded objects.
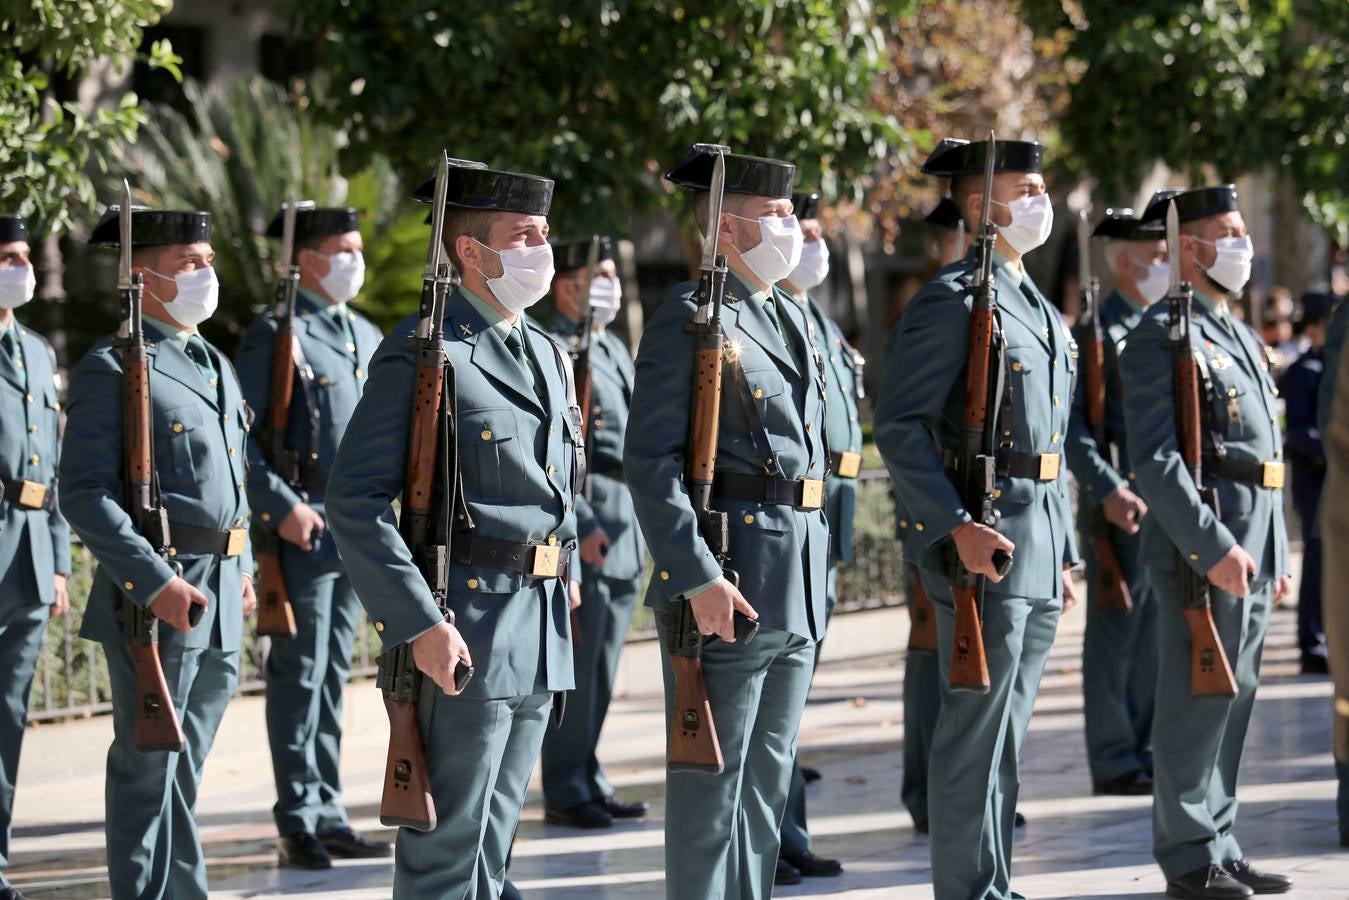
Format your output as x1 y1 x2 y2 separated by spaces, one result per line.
552 236 614 273
265 206 360 241
791 191 821 220
1140 185 1240 225
924 197 963 230
921 138 1045 177
88 206 212 248
0 215 28 244
664 144 796 199
413 157 553 216
1091 208 1163 241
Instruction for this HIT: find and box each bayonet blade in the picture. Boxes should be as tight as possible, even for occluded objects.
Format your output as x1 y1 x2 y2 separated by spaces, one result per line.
949 219 965 266
582 234 600 317
979 129 996 237
1077 208 1092 289
1166 201 1182 294
702 149 726 270
425 151 451 280
118 180 133 291
279 199 316 274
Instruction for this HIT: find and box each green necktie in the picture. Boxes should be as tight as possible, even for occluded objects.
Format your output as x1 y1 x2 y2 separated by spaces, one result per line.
332 305 358 356
505 326 539 393
185 334 217 387
1 329 23 385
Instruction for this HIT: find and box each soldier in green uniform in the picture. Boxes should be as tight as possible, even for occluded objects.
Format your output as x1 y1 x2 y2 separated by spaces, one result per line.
539 236 649 829
61 205 256 899
1065 207 1163 796
1319 293 1349 849
624 145 829 899
325 160 582 898
0 215 70 900
1122 186 1293 899
235 206 389 868
874 138 1080 900
773 190 856 884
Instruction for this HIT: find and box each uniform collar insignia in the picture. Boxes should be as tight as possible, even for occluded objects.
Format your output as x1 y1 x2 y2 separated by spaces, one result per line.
459 323 474 336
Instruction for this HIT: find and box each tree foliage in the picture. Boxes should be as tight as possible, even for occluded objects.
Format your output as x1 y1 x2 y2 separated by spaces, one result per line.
283 0 915 236
1020 0 1349 238
0 0 181 235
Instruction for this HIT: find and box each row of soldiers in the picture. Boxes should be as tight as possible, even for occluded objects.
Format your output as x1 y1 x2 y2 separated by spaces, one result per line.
0 131 1331 900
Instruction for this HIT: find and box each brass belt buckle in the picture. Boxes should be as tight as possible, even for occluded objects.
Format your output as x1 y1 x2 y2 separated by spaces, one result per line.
836 451 861 478
17 480 47 509
225 528 248 557
1261 460 1285 489
799 478 824 510
1038 453 1062 481
532 545 562 578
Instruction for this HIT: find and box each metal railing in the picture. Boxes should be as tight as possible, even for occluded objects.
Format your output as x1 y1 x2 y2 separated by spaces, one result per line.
30 470 906 723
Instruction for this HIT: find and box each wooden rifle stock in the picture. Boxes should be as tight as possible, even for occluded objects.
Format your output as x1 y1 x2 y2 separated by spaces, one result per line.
378 642 436 829
950 584 990 690
255 544 298 637
906 564 938 653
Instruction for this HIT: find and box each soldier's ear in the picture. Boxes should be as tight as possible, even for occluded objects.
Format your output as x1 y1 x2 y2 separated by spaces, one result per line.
456 234 480 271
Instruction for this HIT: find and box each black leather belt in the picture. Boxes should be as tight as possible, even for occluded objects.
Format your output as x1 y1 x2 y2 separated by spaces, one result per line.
588 457 625 483
713 472 825 510
167 521 248 557
452 535 573 579
997 449 1062 482
1 477 55 512
1203 455 1285 489
829 451 862 479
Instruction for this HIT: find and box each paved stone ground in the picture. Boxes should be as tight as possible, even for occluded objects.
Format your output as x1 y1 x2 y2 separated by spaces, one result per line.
6 600 1343 898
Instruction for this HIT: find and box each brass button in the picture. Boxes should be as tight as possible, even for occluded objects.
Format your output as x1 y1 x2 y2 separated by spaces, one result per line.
743 514 755 525
28 425 37 434
28 454 38 465
173 422 184 433
659 570 670 581
24 393 32 403
1011 362 1023 372
593 405 602 415
1051 432 1061 443
53 401 60 411
124 580 135 590
1227 387 1237 397
355 368 364 379
261 512 272 522
850 416 858 423
1052 394 1060 407
209 377 218 388
898 519 908 528
228 447 237 457
547 464 556 476
375 620 385 632
232 517 243 527
754 388 764 399
319 376 331 386
167 547 177 558
348 312 356 321
548 533 558 545
1052 359 1058 369
915 522 925 532
481 429 493 441
1189 553 1199 561
993 488 1002 499
467 578 479 589
549 424 555 435
831 354 838 363
346 341 356 352
806 422 814 432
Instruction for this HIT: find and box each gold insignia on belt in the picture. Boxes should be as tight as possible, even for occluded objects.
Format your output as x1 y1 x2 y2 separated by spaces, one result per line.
800 479 824 510
836 451 862 478
532 545 562 578
1261 460 1285 489
17 480 47 509
225 528 248 557
1038 453 1062 481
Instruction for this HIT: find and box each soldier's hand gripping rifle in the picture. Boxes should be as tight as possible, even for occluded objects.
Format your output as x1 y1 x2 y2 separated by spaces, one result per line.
1074 209 1132 613
668 146 759 774
1165 202 1238 698
114 179 198 752
949 131 1014 694
377 153 476 830
256 199 315 638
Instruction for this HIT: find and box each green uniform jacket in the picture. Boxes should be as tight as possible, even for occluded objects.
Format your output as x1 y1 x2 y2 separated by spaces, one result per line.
874 251 1079 600
1119 294 1290 584
1066 290 1142 501
624 274 830 641
62 331 253 650
548 315 645 581
326 289 579 699
0 321 71 603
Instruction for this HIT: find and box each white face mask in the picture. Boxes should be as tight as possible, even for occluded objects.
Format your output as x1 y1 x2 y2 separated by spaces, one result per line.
992 193 1054 255
786 238 830 291
588 275 622 328
1133 260 1170 305
474 240 554 315
145 266 220 327
0 264 36 309
316 250 365 304
729 213 803 286
1195 235 1254 294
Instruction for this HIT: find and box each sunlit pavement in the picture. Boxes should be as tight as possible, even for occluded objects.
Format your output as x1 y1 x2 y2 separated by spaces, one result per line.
8 591 1344 898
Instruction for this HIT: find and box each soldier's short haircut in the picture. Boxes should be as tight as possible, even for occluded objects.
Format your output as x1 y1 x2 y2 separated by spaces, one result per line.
949 174 981 229
691 192 754 237
440 208 497 272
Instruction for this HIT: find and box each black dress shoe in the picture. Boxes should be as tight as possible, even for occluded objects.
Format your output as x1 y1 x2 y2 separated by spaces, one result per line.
544 799 613 829
278 831 333 870
1166 864 1253 899
1300 653 1330 675
0 887 30 900
1340 830 1349 849
600 795 649 819
801 765 823 783
774 856 802 885
913 820 930 835
1093 770 1154 796
781 849 843 877
1014 810 1026 828
1224 858 1292 894
318 826 393 859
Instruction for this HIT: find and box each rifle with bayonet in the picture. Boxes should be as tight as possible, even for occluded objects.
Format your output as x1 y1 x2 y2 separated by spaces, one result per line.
1073 209 1132 613
113 179 199 752
1165 201 1238 698
256 199 316 638
376 152 476 830
668 145 759 774
564 236 602 648
949 130 1014 694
